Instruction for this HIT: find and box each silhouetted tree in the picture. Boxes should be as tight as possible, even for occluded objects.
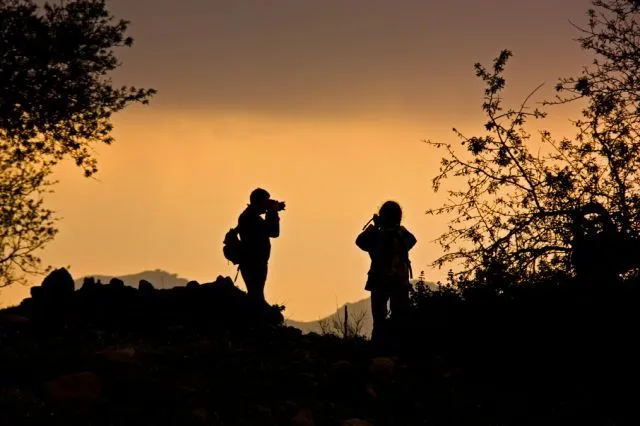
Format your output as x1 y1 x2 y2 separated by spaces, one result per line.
319 305 368 339
427 0 640 282
0 0 155 286
0 159 56 287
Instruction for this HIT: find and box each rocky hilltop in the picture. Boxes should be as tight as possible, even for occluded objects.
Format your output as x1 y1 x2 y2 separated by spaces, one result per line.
2 268 640 425
0 268 416 426
72 269 191 290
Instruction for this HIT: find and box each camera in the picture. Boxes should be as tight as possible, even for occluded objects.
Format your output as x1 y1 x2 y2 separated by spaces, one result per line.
269 199 286 211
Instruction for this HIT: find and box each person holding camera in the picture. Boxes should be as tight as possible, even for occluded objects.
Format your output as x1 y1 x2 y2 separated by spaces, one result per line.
236 187 285 304
356 200 416 344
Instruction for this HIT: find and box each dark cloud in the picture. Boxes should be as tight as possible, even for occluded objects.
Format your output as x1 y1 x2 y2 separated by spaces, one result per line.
109 0 592 118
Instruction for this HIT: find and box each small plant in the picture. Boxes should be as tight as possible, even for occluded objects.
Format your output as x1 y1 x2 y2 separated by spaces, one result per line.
318 305 368 339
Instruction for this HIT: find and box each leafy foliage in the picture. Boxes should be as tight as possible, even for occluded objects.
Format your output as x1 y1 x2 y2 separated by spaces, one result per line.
554 0 640 239
0 159 57 287
427 0 640 282
402 267 640 425
0 0 155 287
0 0 155 175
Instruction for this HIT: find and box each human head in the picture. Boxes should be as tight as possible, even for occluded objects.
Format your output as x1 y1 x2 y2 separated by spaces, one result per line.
378 200 402 227
250 187 271 212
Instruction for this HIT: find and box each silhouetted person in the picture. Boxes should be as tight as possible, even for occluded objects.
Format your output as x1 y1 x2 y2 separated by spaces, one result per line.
356 201 416 344
237 188 284 304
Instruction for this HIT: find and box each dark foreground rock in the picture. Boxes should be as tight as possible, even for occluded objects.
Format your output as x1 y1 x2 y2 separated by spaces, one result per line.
17 269 284 332
2 269 640 425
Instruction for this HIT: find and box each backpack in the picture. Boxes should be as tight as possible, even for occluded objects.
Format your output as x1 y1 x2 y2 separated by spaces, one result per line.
223 228 243 265
378 228 412 282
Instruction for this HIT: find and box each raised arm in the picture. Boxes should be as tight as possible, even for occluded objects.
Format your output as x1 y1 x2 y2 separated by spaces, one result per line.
356 225 378 252
265 210 280 238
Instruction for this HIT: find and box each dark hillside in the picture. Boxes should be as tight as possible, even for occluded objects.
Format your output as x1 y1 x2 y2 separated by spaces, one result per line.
1 269 640 425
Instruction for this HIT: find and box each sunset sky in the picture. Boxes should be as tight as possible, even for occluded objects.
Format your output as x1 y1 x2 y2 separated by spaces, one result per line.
2 0 594 321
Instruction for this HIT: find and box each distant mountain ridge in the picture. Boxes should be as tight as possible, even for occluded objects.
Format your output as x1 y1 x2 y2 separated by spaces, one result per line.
285 280 439 337
73 269 191 290
286 297 372 336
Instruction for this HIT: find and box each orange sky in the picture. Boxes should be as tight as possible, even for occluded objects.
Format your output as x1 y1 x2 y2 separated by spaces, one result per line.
1 0 594 320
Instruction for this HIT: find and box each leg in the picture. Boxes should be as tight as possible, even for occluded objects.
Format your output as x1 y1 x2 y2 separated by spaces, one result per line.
240 262 268 304
388 283 411 348
389 283 410 321
370 288 390 344
240 264 258 300
254 262 268 303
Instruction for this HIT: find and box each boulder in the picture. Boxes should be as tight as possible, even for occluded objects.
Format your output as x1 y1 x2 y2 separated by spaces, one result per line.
280 400 300 418
340 420 373 426
0 313 31 326
253 404 274 425
108 278 125 289
138 279 155 292
329 360 351 375
213 275 235 290
365 384 377 400
290 408 314 426
80 277 100 291
369 357 395 377
96 347 137 364
191 408 213 424
327 360 353 386
29 287 42 299
186 280 200 289
18 297 33 310
34 268 74 300
43 372 103 402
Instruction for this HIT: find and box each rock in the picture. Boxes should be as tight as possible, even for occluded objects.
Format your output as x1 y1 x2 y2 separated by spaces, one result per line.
290 408 314 426
0 314 31 325
43 372 103 402
365 384 377 400
174 373 207 393
138 279 155 292
186 280 200 289
96 347 137 363
19 297 33 310
34 268 74 300
369 357 395 377
395 363 409 376
80 277 100 291
108 278 125 289
340 419 373 426
327 360 353 386
281 400 300 417
191 408 212 424
192 408 207 422
295 372 318 392
329 360 351 375
282 326 303 338
254 404 274 425
29 286 42 299
191 339 214 352
213 275 235 290
92 330 107 340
